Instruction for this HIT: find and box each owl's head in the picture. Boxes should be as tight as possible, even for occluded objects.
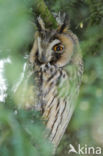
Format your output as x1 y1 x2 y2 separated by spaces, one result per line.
30 14 80 68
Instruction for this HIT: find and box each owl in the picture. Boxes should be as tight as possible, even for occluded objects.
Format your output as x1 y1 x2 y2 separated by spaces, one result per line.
15 13 83 151
28 14 83 150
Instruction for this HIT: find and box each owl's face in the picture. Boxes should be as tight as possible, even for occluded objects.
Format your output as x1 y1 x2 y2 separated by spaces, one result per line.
30 17 79 68
36 29 74 68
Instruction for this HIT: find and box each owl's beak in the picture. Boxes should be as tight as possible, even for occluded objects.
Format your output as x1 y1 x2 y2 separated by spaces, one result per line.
37 37 51 63
38 53 50 64
41 54 48 63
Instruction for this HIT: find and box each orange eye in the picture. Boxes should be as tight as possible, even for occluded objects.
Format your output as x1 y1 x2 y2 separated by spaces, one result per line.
53 45 64 52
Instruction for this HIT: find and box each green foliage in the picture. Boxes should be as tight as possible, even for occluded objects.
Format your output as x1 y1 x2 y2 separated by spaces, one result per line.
0 0 103 155
0 105 52 156
33 0 58 28
0 0 33 55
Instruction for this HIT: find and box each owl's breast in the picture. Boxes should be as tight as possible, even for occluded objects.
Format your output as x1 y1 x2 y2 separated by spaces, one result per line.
36 64 60 111
35 64 67 119
34 62 81 148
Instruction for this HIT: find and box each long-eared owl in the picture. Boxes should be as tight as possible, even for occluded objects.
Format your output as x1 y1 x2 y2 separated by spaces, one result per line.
15 13 83 150
28 13 83 149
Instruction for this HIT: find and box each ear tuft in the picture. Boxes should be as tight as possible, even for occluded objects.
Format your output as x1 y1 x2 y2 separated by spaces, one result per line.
54 12 70 33
36 16 45 31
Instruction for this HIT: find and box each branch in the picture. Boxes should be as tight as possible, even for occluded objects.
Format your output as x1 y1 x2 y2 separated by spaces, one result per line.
33 0 58 29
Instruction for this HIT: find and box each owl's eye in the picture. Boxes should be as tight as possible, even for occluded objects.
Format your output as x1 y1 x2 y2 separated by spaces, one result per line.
53 44 64 52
